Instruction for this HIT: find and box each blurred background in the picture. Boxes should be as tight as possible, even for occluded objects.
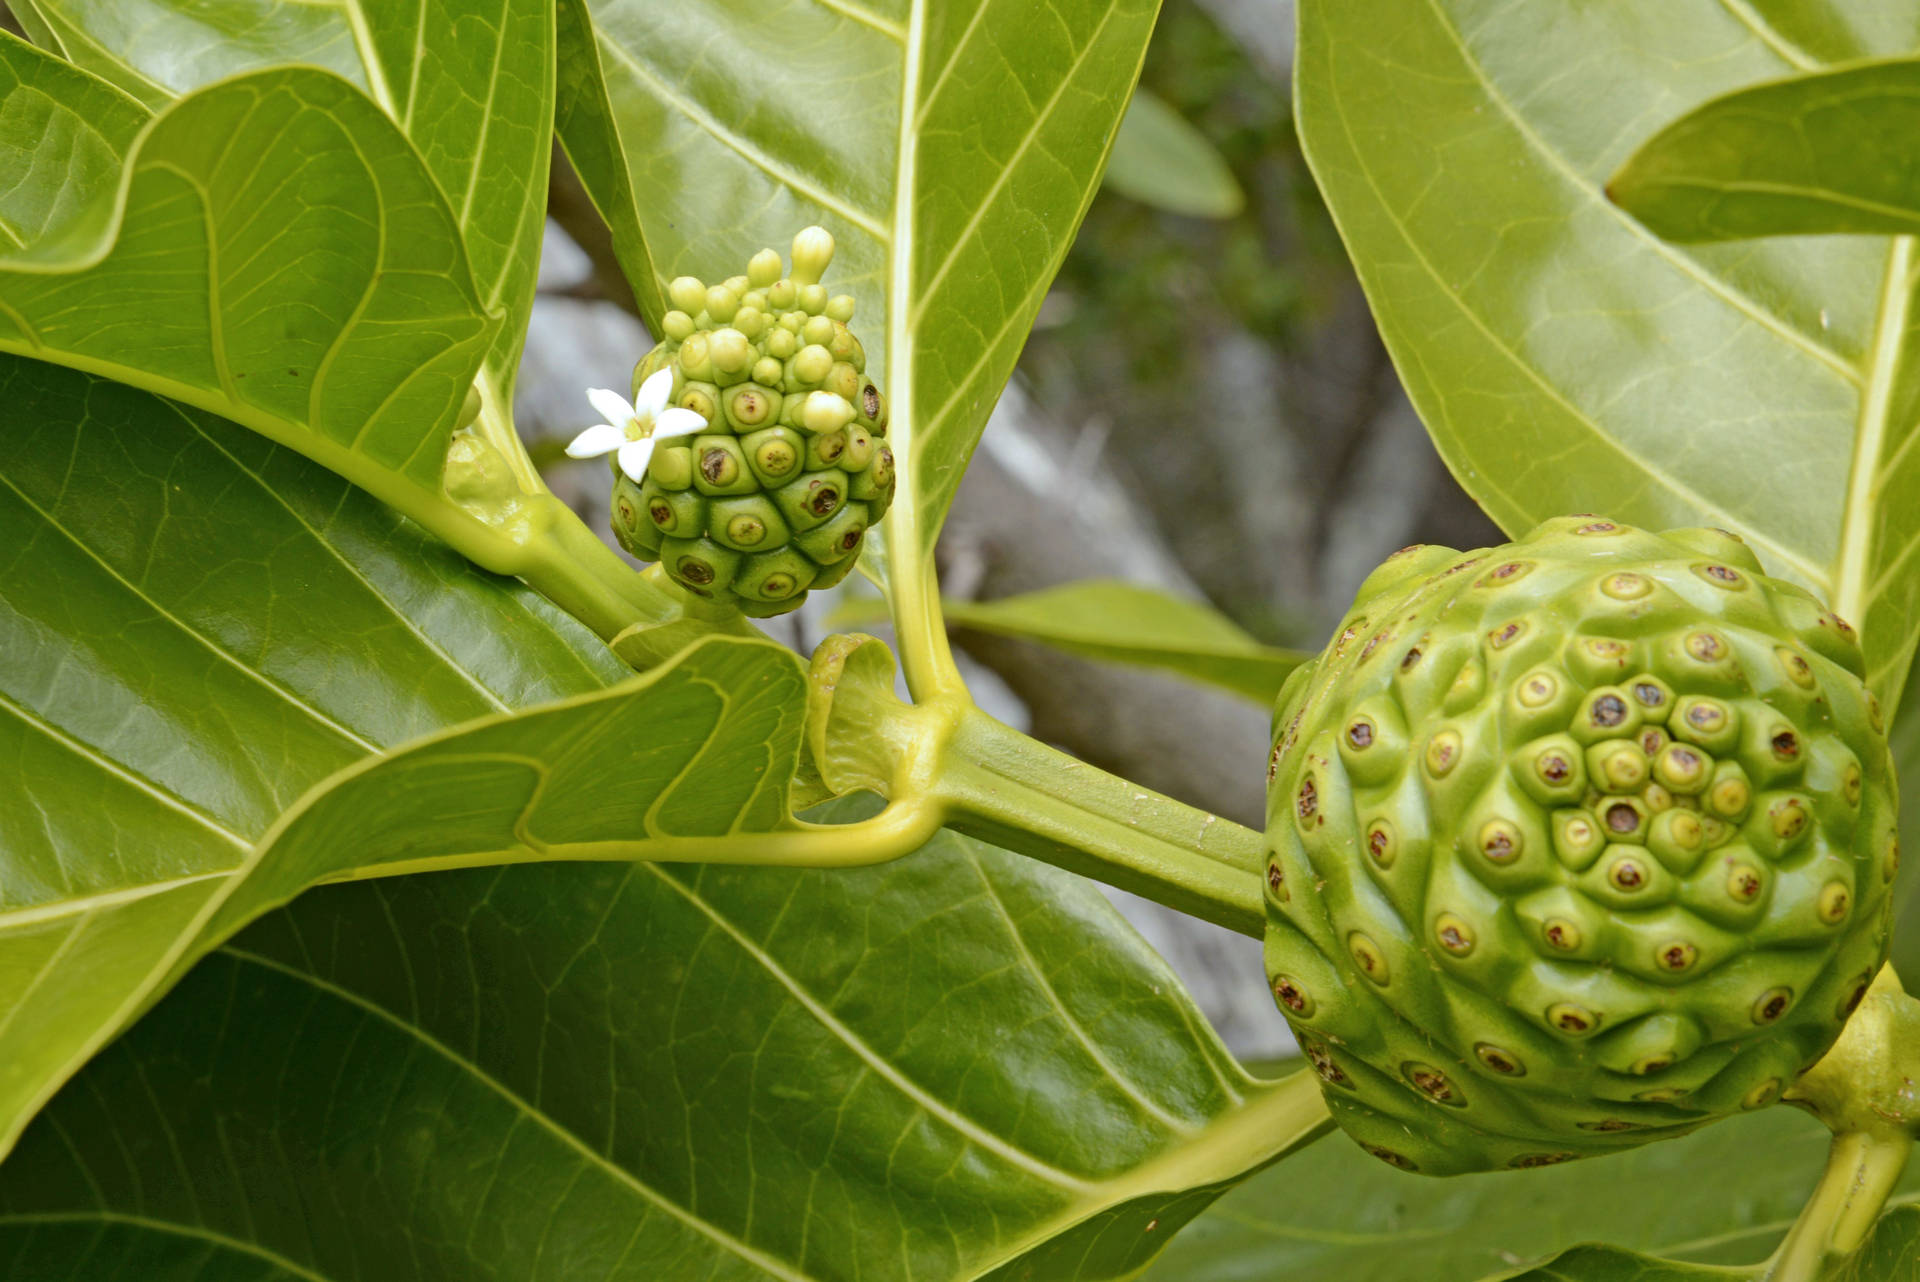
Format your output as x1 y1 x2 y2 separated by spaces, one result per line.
522 0 1505 1060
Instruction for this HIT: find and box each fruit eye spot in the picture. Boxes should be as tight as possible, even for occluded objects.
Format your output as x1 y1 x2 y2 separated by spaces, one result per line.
1770 731 1799 759
1601 573 1651 599
1479 560 1531 585
1607 857 1646 890
1687 702 1726 731
1605 803 1641 835
1488 622 1525 648
1575 521 1617 534
1272 975 1313 1015
1295 777 1318 822
839 528 864 551
677 558 716 586
1435 914 1475 954
700 449 734 483
1399 646 1423 671
1475 1044 1524 1075
1698 563 1742 585
1548 1003 1598 1034
1403 1063 1462 1105
1751 988 1792 1024
1590 695 1628 727
1658 942 1697 971
1346 720 1375 749
1685 631 1726 661
1543 919 1581 951
1265 862 1288 900
1537 752 1570 783
1632 682 1665 707
1518 674 1558 707
1366 821 1395 866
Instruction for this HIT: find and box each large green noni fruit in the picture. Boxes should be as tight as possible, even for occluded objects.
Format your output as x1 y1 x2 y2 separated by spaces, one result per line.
605 227 894 617
1263 517 1897 1175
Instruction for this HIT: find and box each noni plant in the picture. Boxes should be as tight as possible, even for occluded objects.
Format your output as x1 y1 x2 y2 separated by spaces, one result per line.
0 2 1916 1281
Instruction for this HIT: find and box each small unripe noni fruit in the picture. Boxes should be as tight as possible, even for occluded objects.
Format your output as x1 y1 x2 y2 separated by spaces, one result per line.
1264 518 1896 1176
599 229 893 616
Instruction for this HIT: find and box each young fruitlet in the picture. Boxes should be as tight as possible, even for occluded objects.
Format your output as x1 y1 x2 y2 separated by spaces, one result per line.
567 227 895 616
1263 518 1896 1176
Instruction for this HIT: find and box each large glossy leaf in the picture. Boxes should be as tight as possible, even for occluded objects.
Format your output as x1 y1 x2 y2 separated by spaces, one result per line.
1295 1 1920 706
553 0 1159 633
1608 60 1920 242
1499 1204 1920 1280
0 353 854 1160
11 0 556 400
0 822 1327 1280
1146 1100 1920 1281
0 44 500 551
835 579 1308 704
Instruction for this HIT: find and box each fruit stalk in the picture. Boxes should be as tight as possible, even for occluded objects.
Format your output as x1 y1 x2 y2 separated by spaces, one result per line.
1765 966 1920 1279
933 707 1267 936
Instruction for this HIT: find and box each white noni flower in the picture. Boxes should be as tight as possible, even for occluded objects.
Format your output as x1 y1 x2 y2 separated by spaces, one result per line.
565 367 707 482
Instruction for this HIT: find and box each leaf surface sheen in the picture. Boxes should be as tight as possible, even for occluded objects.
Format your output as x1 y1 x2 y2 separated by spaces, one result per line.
10 0 555 398
1147 1101 1920 1281
0 818 1317 1282
553 0 1159 617
0 42 493 507
1296 0 1920 704
0 354 823 1161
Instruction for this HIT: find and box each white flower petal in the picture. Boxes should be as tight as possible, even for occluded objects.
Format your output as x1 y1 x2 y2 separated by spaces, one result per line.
632 366 675 418
617 438 655 482
565 422 626 459
653 406 708 441
585 386 637 430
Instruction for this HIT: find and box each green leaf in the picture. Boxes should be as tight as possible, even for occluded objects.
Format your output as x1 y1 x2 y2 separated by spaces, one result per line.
1103 87 1245 219
0 31 147 251
837 579 1308 704
13 0 558 400
1295 1 1920 707
0 819 1327 1279
1608 59 1920 242
554 0 1160 672
0 353 841 1160
1498 1203 1920 1280
0 48 509 559
1146 1103 1920 1281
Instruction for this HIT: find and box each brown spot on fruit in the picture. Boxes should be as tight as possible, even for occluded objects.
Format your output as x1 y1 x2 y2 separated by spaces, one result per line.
1475 1044 1524 1075
1751 987 1792 1024
1271 975 1313 1016
1296 777 1318 822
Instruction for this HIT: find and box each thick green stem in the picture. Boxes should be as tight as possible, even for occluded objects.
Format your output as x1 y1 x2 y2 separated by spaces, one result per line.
1764 966 1920 1279
934 707 1267 937
1763 1128 1912 1281
517 498 688 641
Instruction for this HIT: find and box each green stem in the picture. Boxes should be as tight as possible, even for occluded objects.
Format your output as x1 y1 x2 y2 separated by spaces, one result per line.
1762 1127 1913 1281
518 496 685 641
933 706 1267 937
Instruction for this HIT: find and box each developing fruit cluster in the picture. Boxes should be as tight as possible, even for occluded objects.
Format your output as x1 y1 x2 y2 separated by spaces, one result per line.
611 228 894 616
1264 518 1897 1176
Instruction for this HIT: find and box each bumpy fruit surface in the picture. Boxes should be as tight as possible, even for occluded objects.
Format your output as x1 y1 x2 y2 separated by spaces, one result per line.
608 228 894 617
1264 518 1897 1176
